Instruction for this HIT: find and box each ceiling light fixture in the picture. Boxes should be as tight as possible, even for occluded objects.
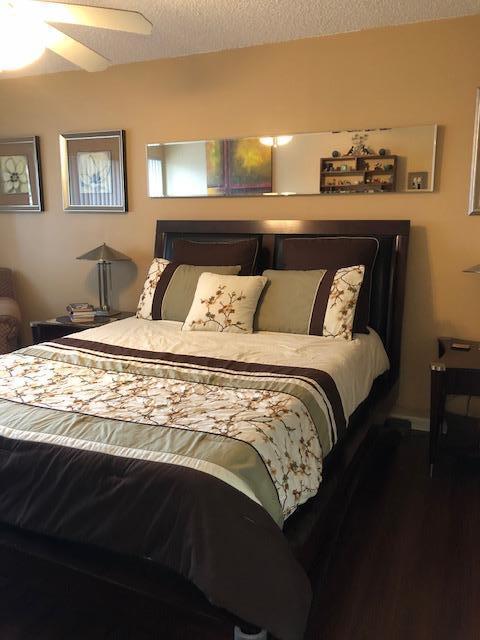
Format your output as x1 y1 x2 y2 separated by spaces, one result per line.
259 135 293 148
0 1 46 71
0 0 152 73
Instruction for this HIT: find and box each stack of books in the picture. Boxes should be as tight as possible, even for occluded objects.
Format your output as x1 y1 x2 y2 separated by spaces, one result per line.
66 303 95 323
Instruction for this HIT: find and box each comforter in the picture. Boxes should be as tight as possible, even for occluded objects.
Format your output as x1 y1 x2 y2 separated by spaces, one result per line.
0 319 389 639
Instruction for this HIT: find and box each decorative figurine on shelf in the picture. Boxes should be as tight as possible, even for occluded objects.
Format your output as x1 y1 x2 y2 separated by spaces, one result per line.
346 133 372 156
332 150 340 158
379 148 387 156
374 161 383 170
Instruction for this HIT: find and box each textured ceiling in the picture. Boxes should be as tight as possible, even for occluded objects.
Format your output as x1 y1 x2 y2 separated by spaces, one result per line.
5 0 480 78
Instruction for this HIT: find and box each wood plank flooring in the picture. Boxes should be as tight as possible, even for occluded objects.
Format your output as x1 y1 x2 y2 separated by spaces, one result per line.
1 431 479 640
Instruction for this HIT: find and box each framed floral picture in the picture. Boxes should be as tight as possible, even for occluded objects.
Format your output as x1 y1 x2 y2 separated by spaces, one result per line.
469 88 480 215
60 130 127 212
0 136 43 212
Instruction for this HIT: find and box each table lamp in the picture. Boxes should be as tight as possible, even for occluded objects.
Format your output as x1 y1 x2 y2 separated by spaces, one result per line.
77 243 131 316
464 264 480 274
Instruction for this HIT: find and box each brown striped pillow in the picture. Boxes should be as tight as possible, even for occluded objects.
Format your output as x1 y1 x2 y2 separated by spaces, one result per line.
256 266 365 339
136 259 240 321
282 236 378 333
171 238 259 275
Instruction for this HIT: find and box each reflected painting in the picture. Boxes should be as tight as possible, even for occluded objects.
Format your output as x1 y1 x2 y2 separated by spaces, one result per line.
228 138 272 194
205 138 272 195
206 140 225 193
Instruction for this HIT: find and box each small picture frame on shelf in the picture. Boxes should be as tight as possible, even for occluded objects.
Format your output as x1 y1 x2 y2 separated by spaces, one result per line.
0 136 43 212
60 130 127 212
407 171 429 191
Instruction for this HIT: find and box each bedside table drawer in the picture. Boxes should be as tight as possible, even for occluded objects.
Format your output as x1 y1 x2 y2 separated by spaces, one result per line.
446 369 480 396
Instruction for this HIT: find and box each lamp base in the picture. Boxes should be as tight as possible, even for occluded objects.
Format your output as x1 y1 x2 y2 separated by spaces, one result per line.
94 309 121 317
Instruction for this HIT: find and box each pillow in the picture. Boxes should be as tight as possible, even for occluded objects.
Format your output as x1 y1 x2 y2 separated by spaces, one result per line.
255 270 326 334
136 258 169 320
171 238 259 275
256 267 365 339
322 265 365 340
136 259 240 321
282 236 378 333
183 272 267 333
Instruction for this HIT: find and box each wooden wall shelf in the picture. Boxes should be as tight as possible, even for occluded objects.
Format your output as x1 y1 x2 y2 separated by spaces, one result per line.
320 154 397 194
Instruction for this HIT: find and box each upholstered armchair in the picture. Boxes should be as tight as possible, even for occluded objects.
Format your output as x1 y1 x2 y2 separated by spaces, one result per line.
0 268 21 354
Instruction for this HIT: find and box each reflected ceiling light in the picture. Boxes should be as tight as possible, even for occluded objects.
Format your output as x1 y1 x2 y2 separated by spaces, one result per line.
259 135 293 148
0 2 46 71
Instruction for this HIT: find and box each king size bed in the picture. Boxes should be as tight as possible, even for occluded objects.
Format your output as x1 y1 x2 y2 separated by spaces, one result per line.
0 219 409 640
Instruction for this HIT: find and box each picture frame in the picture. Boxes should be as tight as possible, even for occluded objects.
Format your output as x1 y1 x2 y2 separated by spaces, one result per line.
468 88 480 215
0 136 43 212
60 130 127 212
407 171 429 191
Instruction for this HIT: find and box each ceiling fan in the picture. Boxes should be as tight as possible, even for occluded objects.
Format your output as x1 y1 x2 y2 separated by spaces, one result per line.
0 0 152 73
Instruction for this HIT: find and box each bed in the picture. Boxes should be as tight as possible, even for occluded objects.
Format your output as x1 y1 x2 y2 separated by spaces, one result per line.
0 219 410 640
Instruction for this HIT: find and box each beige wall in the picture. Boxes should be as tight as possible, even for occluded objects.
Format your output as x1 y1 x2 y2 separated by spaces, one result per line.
1 15 480 418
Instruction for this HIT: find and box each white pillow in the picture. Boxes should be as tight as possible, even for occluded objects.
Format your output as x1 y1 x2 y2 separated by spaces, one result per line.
183 272 267 333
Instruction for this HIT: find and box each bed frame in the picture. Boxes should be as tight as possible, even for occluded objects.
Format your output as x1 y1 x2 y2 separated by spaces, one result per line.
0 219 410 639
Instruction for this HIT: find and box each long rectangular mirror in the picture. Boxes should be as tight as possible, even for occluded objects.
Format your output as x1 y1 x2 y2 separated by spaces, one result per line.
147 124 437 198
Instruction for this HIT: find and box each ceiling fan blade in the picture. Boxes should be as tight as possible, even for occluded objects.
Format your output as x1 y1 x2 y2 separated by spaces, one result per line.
44 23 109 72
30 1 152 35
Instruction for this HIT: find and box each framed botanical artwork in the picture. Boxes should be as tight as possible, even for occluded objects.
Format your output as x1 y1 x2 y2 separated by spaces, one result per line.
0 136 43 212
468 88 480 215
60 130 127 212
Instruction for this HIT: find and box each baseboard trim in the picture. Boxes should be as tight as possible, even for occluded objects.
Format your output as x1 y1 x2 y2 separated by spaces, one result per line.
389 412 429 432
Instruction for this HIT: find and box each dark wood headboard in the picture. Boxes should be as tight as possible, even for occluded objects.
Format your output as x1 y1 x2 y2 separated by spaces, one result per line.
154 219 410 386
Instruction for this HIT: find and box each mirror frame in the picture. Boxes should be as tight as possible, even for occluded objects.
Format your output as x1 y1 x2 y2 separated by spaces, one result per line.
468 88 480 215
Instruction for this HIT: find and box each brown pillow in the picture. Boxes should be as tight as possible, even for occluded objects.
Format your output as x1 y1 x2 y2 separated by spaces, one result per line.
282 236 379 334
171 238 259 275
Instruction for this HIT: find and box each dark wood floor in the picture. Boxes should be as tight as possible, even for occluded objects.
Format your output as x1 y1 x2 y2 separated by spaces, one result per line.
2 430 480 640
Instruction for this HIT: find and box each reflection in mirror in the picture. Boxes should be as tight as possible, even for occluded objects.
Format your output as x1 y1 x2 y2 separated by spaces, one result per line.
147 124 437 198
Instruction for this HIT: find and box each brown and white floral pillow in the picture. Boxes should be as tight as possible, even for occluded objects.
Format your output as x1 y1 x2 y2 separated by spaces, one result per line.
183 273 268 333
323 265 365 340
136 258 169 320
137 260 241 321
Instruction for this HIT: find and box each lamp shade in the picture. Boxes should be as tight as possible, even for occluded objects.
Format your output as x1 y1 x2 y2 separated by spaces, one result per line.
76 243 131 262
463 264 480 273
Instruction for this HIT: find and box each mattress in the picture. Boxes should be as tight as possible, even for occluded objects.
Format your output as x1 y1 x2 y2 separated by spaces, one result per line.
0 318 388 640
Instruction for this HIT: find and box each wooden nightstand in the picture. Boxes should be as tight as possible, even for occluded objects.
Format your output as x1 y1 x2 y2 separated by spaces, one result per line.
430 337 480 476
30 312 134 345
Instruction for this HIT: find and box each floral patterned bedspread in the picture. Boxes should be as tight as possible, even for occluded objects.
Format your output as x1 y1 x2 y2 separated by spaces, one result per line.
0 333 353 640
0 336 344 523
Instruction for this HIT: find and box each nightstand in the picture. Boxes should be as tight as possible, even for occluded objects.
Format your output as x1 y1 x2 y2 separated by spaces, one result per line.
430 337 480 476
30 312 134 345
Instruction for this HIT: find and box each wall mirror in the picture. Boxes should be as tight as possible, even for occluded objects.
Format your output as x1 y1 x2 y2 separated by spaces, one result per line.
146 124 437 198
